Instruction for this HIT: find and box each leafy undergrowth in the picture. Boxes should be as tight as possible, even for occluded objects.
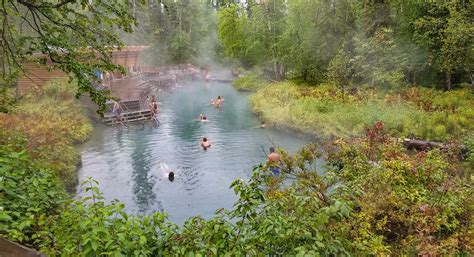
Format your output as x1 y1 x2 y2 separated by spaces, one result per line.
232 73 266 91
1 122 471 255
0 79 92 188
250 82 474 142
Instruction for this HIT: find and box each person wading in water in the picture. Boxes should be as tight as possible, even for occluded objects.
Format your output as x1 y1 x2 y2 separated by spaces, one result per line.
112 99 126 127
215 96 223 108
267 147 281 176
150 95 159 125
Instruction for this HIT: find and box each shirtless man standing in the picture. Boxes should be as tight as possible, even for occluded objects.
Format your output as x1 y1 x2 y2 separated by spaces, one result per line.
216 96 223 108
112 99 124 126
267 147 281 176
150 95 159 124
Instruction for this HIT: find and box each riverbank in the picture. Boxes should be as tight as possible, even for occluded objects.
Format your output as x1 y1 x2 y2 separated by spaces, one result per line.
0 79 92 188
244 81 473 142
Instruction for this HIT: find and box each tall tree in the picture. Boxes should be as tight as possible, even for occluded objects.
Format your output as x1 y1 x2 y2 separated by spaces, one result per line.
327 49 352 103
414 1 473 90
135 0 215 65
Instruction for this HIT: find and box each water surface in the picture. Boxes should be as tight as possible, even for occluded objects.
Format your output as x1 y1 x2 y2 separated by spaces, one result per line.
77 80 310 224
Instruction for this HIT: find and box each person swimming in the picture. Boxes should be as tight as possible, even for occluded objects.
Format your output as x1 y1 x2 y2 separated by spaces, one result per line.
210 99 215 106
201 137 211 150
253 121 266 129
160 163 174 181
197 113 208 122
199 113 208 121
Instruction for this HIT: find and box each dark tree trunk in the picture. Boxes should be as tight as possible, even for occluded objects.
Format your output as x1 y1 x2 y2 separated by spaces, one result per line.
470 71 474 93
445 72 452 91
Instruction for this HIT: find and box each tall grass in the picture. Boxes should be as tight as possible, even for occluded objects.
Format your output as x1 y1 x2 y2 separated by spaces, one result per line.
250 82 473 142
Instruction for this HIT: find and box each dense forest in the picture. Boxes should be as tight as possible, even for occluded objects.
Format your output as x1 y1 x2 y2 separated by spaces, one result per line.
219 0 473 89
0 0 473 256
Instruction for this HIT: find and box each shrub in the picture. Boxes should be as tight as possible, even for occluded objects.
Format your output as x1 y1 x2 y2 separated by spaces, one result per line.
250 81 473 142
0 79 92 188
232 74 266 91
1 123 472 255
0 144 67 246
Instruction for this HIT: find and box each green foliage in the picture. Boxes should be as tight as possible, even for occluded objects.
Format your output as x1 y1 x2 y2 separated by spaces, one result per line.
250 82 473 141
414 1 474 90
465 133 474 172
218 4 250 66
40 178 178 256
218 0 287 78
0 1 136 114
0 84 16 113
327 49 353 102
326 124 472 255
232 74 265 91
130 0 216 66
217 0 473 88
0 144 67 246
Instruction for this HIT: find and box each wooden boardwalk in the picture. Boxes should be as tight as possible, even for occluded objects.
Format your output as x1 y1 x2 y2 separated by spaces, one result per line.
103 100 152 125
96 64 234 125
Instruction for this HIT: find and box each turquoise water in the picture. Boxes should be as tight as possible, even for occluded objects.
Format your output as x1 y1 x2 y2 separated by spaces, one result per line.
77 80 311 225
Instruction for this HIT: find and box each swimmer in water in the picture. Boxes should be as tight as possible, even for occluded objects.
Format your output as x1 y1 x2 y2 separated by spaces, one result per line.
199 113 208 122
201 137 211 150
253 121 266 129
168 171 175 182
210 99 215 106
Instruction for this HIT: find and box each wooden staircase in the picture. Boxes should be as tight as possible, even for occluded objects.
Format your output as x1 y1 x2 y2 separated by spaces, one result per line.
103 99 152 125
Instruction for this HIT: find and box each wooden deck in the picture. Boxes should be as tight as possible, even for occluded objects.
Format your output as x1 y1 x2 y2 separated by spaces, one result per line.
103 100 152 125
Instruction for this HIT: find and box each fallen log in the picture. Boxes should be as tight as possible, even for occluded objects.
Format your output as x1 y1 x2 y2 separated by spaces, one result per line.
399 138 469 159
402 138 445 151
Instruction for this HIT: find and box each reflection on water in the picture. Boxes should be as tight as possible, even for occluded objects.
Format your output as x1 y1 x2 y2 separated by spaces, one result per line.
77 80 311 225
